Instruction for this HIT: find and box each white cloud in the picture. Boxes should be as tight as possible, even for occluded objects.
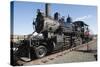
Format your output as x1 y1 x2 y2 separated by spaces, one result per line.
74 15 92 21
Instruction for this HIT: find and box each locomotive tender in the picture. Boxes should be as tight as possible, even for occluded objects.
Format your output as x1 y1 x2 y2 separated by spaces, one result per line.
12 3 92 60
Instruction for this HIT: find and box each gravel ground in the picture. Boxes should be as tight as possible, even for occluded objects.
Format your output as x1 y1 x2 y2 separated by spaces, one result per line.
46 51 96 64
23 39 97 65
45 40 97 64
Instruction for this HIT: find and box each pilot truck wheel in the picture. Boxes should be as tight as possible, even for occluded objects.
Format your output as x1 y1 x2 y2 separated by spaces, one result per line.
34 45 47 58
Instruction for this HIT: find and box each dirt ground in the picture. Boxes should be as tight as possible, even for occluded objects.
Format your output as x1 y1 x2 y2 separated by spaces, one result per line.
23 39 97 65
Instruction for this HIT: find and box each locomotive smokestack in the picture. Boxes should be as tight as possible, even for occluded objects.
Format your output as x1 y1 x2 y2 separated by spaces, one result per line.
45 3 50 17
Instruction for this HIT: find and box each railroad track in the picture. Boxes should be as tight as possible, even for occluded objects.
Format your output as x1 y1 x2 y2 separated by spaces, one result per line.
17 39 96 65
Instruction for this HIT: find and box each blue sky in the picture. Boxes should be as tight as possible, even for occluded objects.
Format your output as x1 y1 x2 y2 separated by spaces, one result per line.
12 1 97 35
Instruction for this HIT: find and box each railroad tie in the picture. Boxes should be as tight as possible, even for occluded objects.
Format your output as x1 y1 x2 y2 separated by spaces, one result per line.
48 57 54 60
41 60 48 63
63 52 67 55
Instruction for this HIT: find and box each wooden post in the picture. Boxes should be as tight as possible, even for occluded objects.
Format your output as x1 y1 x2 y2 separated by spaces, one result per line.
86 35 90 51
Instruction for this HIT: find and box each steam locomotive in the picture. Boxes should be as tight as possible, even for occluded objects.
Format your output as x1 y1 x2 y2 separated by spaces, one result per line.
11 4 93 62
30 9 91 58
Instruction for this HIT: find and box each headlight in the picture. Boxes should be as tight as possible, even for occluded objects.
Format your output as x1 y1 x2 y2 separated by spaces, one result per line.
13 47 18 51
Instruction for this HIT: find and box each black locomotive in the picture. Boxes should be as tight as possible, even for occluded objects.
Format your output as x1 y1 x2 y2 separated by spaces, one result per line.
11 4 93 64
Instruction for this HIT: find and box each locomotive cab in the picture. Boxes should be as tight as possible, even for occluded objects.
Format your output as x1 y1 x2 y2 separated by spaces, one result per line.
73 21 92 43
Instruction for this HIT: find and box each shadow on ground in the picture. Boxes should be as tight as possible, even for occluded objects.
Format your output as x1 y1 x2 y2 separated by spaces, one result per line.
75 50 97 61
